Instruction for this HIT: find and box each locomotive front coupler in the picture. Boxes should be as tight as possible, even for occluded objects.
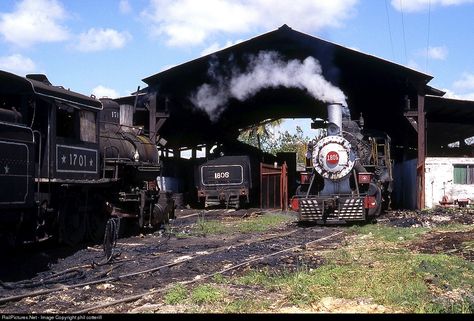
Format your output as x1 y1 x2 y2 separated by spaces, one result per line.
322 196 339 214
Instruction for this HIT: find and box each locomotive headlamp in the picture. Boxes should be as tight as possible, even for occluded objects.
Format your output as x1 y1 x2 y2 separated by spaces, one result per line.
133 150 139 161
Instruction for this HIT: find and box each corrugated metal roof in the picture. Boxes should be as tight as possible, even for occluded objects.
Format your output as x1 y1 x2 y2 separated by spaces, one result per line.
425 95 474 151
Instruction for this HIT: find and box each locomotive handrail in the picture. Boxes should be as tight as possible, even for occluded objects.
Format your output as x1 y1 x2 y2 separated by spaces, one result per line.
103 157 132 161
353 169 360 197
33 130 42 204
306 172 316 198
102 146 120 179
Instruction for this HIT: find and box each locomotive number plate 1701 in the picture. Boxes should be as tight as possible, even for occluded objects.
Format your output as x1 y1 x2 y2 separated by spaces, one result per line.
56 144 98 174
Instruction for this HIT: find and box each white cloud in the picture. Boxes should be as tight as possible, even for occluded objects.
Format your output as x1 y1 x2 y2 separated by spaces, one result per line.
440 73 474 102
426 46 448 60
407 59 421 71
119 0 132 14
453 73 474 91
75 28 131 52
0 0 69 47
443 88 474 101
0 54 36 75
200 39 243 56
391 0 474 13
416 46 448 60
141 0 358 46
92 85 120 99
458 92 474 100
159 64 178 72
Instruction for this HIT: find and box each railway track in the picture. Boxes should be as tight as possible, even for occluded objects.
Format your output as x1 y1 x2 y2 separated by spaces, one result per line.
75 231 343 314
0 210 346 313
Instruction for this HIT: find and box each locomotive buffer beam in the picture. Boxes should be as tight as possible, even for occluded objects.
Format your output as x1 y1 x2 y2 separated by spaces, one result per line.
298 195 365 222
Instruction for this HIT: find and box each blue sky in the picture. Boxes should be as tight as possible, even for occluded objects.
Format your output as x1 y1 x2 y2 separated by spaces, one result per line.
1 0 474 135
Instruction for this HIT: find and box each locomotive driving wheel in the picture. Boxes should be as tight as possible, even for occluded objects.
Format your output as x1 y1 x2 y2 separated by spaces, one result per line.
85 193 109 243
366 183 383 221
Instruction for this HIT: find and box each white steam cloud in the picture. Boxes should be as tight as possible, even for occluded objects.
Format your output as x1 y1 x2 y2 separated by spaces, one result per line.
190 51 347 121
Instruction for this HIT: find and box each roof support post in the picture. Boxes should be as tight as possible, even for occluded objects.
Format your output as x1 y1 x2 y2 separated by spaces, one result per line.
149 92 157 145
417 94 426 209
147 92 169 147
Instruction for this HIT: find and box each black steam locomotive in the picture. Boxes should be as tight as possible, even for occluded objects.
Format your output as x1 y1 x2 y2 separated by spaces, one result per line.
0 70 171 246
292 103 393 223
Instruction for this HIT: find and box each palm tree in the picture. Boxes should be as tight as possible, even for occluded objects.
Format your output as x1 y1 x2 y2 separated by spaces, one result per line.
239 118 283 150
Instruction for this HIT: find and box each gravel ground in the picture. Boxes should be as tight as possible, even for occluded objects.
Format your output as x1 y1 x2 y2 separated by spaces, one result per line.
0 206 473 314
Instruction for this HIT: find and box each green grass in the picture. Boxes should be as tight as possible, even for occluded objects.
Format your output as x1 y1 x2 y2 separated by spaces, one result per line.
196 217 227 235
223 297 272 313
228 228 474 313
163 283 226 308
163 284 188 305
348 224 429 242
190 284 225 305
236 212 292 233
190 212 293 236
162 212 474 313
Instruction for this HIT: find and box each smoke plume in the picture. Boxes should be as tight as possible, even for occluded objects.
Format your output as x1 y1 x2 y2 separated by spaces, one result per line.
190 51 347 121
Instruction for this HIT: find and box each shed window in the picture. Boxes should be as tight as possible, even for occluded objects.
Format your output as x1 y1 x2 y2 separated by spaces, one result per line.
453 164 474 184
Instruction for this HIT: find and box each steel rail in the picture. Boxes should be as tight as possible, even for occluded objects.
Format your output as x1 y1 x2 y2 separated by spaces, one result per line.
0 229 300 305
74 231 344 314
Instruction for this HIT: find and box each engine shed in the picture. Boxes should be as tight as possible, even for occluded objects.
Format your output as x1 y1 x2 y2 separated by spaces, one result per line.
127 24 474 210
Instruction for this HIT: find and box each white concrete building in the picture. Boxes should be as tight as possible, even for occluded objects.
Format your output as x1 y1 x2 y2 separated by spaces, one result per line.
425 157 474 208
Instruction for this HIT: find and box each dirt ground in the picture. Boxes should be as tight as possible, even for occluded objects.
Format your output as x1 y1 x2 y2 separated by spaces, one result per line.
0 206 473 314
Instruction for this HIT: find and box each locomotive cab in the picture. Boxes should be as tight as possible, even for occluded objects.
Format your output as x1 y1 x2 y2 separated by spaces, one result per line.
0 71 104 245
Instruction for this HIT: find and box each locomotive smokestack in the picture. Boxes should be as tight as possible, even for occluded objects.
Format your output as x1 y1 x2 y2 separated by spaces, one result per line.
327 103 344 136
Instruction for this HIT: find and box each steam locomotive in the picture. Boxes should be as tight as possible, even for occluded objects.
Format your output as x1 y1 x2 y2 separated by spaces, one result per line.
0 70 172 247
292 103 393 223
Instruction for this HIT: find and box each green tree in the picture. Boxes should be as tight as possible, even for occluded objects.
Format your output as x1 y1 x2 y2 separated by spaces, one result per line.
269 126 311 165
239 121 324 166
238 119 282 150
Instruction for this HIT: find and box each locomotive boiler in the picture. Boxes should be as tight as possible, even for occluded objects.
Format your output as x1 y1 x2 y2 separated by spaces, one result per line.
0 70 171 247
98 98 174 230
292 103 393 223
